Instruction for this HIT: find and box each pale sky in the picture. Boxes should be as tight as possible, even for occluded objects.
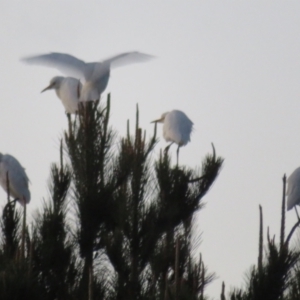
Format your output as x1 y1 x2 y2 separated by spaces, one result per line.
1 2 300 299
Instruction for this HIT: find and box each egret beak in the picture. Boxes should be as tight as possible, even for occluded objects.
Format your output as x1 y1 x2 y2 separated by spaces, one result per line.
41 83 55 93
151 118 162 124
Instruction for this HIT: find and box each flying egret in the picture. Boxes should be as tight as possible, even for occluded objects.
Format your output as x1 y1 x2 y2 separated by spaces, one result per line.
0 153 30 206
151 110 193 165
22 51 154 102
41 76 82 114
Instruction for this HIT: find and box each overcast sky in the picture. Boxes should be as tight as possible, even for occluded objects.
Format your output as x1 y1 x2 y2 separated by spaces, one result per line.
1 2 300 298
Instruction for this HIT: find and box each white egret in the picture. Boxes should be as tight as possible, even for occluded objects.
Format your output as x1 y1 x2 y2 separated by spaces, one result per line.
0 153 30 206
41 76 82 114
22 51 154 102
287 167 300 211
151 110 193 165
0 153 30 261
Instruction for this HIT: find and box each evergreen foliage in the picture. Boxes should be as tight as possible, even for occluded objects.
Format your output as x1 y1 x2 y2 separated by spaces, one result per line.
31 142 77 300
6 93 300 300
228 177 300 300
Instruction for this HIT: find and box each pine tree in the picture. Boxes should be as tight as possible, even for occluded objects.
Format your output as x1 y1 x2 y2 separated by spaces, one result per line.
31 141 77 300
0 95 223 299
229 176 300 300
64 98 223 299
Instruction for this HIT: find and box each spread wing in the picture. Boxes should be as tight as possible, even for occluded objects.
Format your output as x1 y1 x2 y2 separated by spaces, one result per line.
102 51 155 69
21 51 154 83
21 52 90 80
85 51 154 83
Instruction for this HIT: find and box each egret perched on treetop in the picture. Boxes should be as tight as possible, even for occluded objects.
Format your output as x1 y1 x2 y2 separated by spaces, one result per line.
21 51 154 102
151 110 193 165
41 76 82 114
286 167 300 211
0 153 30 206
0 153 30 260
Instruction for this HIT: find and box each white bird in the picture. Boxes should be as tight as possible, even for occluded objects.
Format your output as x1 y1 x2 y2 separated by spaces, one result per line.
22 51 154 102
41 76 82 114
287 167 300 211
0 153 30 206
151 110 193 165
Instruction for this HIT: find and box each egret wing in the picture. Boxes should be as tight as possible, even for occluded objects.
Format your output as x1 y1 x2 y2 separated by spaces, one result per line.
286 167 300 210
22 52 88 80
179 113 194 139
287 168 300 195
87 52 154 83
101 51 154 69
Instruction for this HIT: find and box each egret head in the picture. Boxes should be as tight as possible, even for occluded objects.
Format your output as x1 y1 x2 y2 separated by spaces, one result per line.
41 76 64 93
151 112 169 124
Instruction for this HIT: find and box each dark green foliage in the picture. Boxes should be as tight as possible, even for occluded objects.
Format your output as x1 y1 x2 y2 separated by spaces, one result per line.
0 95 223 300
31 143 78 300
230 242 299 300
0 187 40 299
4 94 300 300
286 257 300 300
148 227 214 300
228 183 300 300
100 105 222 300
1 201 21 259
65 99 116 260
0 263 41 300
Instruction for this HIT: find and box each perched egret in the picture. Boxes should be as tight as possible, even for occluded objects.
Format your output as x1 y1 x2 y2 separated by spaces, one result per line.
0 153 30 206
41 76 82 114
22 51 154 102
287 167 300 211
151 110 193 165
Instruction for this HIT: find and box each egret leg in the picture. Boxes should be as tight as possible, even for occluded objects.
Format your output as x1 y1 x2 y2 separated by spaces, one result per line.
77 81 81 99
295 207 300 222
164 142 174 154
21 202 26 261
176 146 180 166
